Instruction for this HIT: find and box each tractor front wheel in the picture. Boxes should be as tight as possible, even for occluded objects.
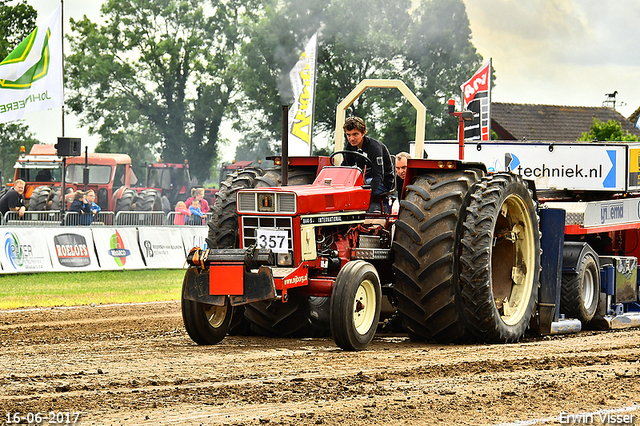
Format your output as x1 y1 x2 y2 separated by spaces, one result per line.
330 260 382 351
181 268 233 345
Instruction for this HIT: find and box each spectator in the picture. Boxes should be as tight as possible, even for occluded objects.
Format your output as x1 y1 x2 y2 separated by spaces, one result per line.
188 199 205 225
85 189 101 215
0 180 26 219
395 152 411 193
68 190 93 225
173 201 191 225
185 188 210 214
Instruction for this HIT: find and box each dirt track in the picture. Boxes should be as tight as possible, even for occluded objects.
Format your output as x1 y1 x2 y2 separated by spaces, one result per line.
2 301 640 426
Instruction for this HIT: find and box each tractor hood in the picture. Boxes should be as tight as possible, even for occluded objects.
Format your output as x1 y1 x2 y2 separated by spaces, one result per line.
237 167 371 215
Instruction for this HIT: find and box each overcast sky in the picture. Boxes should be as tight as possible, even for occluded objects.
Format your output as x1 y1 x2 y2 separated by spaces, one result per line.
19 0 640 159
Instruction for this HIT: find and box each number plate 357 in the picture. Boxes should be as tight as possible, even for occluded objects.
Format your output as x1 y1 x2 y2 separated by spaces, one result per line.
255 229 289 253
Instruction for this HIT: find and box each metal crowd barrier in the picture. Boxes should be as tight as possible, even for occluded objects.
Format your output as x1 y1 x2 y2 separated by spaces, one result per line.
114 211 167 226
167 212 207 226
63 211 115 226
3 210 63 227
1 210 207 227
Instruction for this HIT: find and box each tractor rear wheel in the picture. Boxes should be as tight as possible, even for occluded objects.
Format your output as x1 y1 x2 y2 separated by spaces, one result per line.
48 188 61 210
115 188 137 213
459 173 541 343
392 169 483 342
560 245 600 324
28 186 52 211
182 268 233 345
330 260 382 351
135 189 163 211
206 167 264 249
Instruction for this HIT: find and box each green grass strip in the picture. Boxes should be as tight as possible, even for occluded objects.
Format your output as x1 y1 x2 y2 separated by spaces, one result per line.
0 269 185 310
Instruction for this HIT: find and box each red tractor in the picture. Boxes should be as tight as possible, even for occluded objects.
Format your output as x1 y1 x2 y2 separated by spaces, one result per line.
14 144 147 212
183 80 640 350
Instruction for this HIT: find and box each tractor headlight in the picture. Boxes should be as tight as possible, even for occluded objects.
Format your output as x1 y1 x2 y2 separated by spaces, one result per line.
258 193 275 212
277 252 293 266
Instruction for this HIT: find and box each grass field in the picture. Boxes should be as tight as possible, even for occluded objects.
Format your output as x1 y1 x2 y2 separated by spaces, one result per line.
0 269 185 310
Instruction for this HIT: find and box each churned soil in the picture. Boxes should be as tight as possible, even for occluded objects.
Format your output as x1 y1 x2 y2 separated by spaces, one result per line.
1 301 640 426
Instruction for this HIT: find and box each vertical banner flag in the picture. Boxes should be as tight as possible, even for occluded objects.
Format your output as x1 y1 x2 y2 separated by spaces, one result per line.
461 59 491 141
0 5 63 123
288 33 318 156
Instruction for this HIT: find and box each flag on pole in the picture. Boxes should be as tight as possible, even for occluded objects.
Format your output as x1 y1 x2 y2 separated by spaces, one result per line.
0 5 63 124
287 33 318 156
461 59 491 141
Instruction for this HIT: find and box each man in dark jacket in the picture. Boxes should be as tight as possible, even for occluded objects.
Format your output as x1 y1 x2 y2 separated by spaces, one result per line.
0 180 26 218
342 117 394 197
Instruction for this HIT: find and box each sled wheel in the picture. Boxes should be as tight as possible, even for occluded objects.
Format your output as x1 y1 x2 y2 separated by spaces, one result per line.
330 260 382 351
561 245 600 323
392 169 483 342
460 173 541 343
181 268 232 345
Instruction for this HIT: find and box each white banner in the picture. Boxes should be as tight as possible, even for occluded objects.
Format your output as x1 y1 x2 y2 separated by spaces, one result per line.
0 228 53 273
138 227 186 269
180 227 208 256
0 5 63 123
287 32 318 156
92 227 146 270
46 228 100 272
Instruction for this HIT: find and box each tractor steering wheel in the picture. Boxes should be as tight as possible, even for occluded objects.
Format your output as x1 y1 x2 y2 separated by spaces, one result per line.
329 150 373 170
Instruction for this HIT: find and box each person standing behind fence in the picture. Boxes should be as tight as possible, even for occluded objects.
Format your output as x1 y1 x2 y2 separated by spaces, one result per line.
68 191 93 225
85 190 101 215
0 179 26 219
188 199 205 225
173 201 191 225
185 188 210 214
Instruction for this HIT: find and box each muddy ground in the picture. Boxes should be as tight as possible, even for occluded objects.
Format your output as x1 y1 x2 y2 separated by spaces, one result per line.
1 301 640 426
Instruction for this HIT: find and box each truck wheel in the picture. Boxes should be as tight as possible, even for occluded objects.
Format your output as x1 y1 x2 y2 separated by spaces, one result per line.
181 267 233 345
560 247 600 323
459 173 541 343
330 260 382 351
28 186 52 211
392 169 483 342
135 189 162 211
206 167 264 249
115 188 137 213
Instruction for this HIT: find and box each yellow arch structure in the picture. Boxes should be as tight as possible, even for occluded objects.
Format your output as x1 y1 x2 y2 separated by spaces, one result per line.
333 79 426 159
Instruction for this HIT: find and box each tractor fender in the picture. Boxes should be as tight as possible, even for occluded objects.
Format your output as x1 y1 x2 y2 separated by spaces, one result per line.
562 242 600 275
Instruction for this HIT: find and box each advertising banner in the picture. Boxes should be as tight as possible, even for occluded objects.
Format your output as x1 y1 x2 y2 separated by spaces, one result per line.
421 141 627 192
0 5 63 123
46 228 100 272
92 227 145 270
461 59 491 141
138 227 185 269
180 227 208 256
287 32 318 156
0 228 53 273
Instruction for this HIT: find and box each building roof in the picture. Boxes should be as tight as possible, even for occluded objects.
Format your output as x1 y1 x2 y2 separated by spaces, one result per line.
491 103 640 141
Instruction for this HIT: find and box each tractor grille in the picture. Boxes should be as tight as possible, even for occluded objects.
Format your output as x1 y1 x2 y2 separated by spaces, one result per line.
241 216 294 252
237 191 296 214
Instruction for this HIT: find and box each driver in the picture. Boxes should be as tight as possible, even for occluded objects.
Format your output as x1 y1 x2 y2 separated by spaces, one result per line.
342 117 394 198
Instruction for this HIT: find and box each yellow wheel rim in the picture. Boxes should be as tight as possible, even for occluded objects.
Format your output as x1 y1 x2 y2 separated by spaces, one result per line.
204 304 228 328
354 279 377 334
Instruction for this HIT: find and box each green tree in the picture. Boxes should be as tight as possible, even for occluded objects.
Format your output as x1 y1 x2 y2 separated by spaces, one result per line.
239 0 483 155
578 118 640 142
66 0 260 181
0 0 39 184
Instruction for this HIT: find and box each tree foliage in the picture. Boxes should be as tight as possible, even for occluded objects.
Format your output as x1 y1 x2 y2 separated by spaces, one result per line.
66 0 260 181
578 118 640 142
0 1 39 184
240 0 484 156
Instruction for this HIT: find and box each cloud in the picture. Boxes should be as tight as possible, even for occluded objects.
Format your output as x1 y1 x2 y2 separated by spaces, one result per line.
464 0 640 116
